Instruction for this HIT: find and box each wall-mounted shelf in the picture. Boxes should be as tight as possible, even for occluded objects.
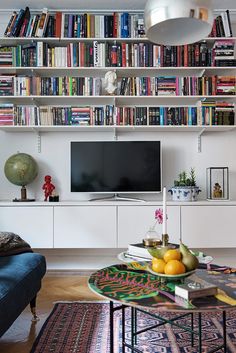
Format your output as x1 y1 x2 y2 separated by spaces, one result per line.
0 36 236 45
0 66 235 77
0 95 235 106
1 125 235 133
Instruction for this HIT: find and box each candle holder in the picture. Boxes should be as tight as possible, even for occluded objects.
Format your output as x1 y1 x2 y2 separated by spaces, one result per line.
162 233 169 247
143 238 162 247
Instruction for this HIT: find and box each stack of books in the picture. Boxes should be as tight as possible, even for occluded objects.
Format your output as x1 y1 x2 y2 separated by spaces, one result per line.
175 278 218 300
0 47 13 67
123 243 153 261
217 76 236 95
0 104 15 126
215 102 235 125
0 75 14 96
213 40 236 67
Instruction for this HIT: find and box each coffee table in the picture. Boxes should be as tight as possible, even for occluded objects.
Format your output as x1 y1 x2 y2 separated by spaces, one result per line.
88 263 236 353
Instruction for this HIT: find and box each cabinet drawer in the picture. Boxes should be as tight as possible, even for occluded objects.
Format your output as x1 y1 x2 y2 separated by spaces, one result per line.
54 206 116 248
0 206 53 248
118 205 180 248
181 206 236 248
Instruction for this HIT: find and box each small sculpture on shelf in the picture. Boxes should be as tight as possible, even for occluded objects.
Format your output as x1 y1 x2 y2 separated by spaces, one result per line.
104 70 117 95
213 182 223 198
42 175 55 201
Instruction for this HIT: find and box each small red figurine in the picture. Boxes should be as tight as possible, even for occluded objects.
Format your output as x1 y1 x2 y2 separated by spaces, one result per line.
42 175 55 201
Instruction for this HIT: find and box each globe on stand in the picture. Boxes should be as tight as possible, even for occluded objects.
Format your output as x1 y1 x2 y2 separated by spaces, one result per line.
4 153 38 202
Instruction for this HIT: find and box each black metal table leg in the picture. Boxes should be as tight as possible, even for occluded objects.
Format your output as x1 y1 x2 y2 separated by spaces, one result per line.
191 312 194 347
122 306 126 353
223 311 227 352
131 307 135 349
198 312 202 353
110 301 114 353
134 308 137 345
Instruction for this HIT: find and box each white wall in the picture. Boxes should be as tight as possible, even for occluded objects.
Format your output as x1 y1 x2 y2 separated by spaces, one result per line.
0 130 236 201
0 10 236 202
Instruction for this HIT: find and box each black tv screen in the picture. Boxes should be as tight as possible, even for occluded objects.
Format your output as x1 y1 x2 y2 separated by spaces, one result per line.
71 141 161 193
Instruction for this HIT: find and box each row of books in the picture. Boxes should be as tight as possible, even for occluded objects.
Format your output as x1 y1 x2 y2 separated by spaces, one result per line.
1 39 235 68
0 105 114 126
117 103 235 126
4 8 145 39
0 75 235 97
4 8 234 39
118 76 236 96
0 76 102 96
1 103 234 127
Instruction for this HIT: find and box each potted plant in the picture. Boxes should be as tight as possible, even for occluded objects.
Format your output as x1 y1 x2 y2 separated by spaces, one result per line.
169 168 201 201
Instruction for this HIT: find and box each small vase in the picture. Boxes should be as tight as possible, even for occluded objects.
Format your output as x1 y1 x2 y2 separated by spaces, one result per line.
143 224 161 247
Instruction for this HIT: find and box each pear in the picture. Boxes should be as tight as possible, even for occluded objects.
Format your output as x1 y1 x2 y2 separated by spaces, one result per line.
148 246 169 260
179 242 199 271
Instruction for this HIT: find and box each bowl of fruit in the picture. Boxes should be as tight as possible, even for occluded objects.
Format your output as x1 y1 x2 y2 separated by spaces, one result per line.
147 242 199 281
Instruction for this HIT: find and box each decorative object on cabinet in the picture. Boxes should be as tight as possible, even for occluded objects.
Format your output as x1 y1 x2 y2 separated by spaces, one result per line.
4 152 38 202
169 168 201 201
144 0 214 45
206 167 229 200
42 175 55 201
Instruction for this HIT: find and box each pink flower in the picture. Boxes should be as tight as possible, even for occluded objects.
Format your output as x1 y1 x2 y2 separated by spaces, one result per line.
155 208 168 224
155 208 163 224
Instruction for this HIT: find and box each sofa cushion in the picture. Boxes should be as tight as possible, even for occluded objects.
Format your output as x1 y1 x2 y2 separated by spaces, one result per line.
0 252 46 337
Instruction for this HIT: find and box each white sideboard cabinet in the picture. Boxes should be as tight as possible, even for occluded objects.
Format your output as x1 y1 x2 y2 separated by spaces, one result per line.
0 206 54 248
54 206 117 248
1 202 236 249
118 205 180 247
181 205 236 248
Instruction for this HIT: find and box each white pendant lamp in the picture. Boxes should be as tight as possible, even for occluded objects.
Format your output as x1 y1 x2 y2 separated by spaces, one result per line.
144 0 214 45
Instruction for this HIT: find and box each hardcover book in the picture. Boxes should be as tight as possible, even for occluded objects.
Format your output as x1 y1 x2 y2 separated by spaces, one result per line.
175 278 217 300
127 243 152 260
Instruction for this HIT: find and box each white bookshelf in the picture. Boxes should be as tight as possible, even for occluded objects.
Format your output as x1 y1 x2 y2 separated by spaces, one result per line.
0 66 235 77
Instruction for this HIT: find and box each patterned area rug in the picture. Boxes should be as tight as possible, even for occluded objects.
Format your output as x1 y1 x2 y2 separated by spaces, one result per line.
30 302 236 353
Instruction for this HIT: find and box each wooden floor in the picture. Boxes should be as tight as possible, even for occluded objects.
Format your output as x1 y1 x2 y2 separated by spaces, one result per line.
0 274 100 353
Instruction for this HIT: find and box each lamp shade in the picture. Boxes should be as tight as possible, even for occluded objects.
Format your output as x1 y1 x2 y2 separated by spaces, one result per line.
144 0 214 45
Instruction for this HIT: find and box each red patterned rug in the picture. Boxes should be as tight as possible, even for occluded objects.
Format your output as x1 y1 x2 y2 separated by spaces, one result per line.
30 302 236 353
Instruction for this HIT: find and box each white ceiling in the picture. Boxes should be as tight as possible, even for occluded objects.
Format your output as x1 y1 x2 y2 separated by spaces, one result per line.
1 0 236 10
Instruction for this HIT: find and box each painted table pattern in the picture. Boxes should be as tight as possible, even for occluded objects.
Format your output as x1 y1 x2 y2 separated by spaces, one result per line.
89 263 236 312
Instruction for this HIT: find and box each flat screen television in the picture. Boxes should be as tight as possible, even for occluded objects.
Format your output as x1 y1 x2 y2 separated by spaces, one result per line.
71 141 161 196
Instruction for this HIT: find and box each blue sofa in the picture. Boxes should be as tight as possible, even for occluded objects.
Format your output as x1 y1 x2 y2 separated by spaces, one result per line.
0 252 46 337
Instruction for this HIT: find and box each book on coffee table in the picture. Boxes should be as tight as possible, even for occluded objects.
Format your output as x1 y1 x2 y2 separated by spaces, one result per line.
127 243 152 260
175 278 218 300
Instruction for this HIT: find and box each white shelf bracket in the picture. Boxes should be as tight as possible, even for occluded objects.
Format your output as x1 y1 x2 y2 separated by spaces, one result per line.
31 97 39 107
197 128 206 153
199 68 206 77
113 127 118 140
31 128 41 153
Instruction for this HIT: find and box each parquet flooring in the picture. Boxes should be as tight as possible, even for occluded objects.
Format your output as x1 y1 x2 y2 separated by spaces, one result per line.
0 274 100 353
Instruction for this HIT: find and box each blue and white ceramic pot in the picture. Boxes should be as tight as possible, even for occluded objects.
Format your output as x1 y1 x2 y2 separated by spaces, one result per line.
168 186 201 201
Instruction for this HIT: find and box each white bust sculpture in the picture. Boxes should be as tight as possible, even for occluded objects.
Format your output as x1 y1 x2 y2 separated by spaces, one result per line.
104 70 117 95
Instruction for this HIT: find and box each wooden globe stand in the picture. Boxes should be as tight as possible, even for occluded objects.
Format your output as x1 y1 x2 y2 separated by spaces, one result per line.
13 185 35 202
